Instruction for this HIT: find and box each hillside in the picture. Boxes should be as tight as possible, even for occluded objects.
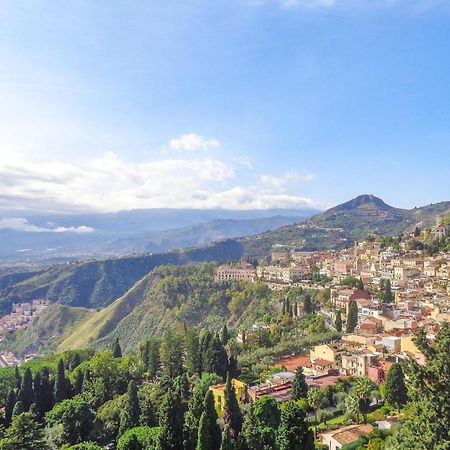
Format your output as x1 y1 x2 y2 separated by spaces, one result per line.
0 239 245 314
5 263 292 356
240 195 450 257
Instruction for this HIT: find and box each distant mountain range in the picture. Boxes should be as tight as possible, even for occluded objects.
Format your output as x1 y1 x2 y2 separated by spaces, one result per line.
239 194 450 257
0 208 318 261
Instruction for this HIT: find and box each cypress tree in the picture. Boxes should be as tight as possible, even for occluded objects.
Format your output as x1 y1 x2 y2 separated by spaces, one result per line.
196 412 212 450
277 400 314 450
291 367 308 400
40 367 54 413
54 358 69 403
203 334 228 379
74 369 84 396
385 363 408 410
222 374 243 437
70 352 81 370
12 400 23 417
220 424 236 450
119 380 141 435
157 390 184 450
18 367 34 411
346 300 358 333
220 324 229 345
303 294 312 314
113 337 122 358
14 365 21 391
5 389 16 426
335 309 343 332
204 390 221 450
185 329 201 376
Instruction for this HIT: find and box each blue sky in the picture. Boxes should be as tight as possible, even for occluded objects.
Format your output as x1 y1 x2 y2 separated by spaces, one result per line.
0 0 449 213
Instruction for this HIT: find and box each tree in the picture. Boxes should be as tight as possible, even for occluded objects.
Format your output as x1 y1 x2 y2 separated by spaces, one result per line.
291 367 308 400
220 424 236 450
185 329 201 376
45 396 95 446
353 377 374 424
203 335 228 379
18 367 34 411
12 401 23 417
277 400 314 450
139 337 161 378
346 300 358 333
203 390 221 450
220 324 229 345
222 374 243 438
14 366 21 391
335 309 342 332
390 324 450 449
117 426 161 450
307 388 324 435
303 293 313 315
0 412 47 450
414 226 421 237
54 359 70 403
252 395 280 430
160 331 183 379
73 369 84 396
113 337 122 358
157 390 184 450
384 363 408 410
196 412 213 450
120 381 141 435
4 390 16 426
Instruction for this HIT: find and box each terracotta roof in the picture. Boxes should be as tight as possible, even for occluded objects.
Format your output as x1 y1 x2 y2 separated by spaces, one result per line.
330 424 373 445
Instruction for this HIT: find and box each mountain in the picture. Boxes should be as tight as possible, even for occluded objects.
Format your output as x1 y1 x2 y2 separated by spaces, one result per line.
0 208 317 261
0 239 245 315
240 195 450 257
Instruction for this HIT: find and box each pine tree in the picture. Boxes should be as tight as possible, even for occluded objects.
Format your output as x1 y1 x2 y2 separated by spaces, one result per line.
277 400 314 450
335 309 343 332
222 374 243 437
119 380 140 435
291 367 308 400
346 300 358 333
2 411 47 450
54 359 69 403
113 337 122 358
157 390 184 450
384 363 408 410
18 368 34 411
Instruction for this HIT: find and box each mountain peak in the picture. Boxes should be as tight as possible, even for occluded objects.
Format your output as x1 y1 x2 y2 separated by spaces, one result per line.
331 194 393 212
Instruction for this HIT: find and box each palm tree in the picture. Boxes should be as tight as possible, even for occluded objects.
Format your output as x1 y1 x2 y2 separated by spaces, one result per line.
353 377 374 424
307 388 324 437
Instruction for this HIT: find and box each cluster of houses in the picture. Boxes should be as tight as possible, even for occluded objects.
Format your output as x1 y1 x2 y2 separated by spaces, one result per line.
0 299 49 366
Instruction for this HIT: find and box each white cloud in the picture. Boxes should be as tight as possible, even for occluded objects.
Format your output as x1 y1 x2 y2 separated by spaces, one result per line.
0 218 94 233
0 135 318 212
168 133 220 152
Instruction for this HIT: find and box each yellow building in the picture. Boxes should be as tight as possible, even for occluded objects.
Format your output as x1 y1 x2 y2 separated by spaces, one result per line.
209 379 247 415
310 344 338 363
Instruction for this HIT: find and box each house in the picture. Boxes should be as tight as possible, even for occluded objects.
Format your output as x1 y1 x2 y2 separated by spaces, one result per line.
310 344 340 364
214 264 255 283
321 424 373 450
210 379 247 414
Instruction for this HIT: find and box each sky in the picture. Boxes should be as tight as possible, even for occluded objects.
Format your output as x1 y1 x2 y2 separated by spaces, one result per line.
0 0 450 215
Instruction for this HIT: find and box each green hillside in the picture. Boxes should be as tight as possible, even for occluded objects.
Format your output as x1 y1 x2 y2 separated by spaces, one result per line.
0 239 244 315
240 195 450 257
8 263 300 356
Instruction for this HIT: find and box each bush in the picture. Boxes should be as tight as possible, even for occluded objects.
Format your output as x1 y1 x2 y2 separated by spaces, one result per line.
117 426 161 450
67 443 102 450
